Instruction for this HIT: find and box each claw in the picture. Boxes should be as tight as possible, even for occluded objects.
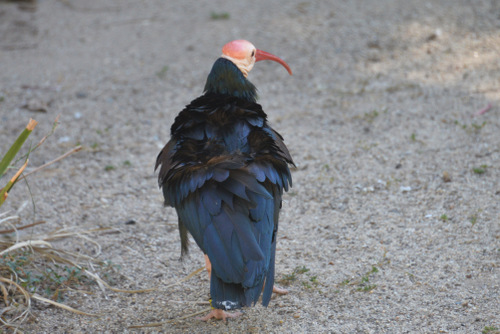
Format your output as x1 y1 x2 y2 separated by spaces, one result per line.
198 309 243 321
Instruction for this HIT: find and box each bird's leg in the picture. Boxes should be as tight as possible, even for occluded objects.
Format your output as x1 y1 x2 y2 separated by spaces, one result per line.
200 255 242 321
204 254 211 280
272 285 289 295
198 309 243 321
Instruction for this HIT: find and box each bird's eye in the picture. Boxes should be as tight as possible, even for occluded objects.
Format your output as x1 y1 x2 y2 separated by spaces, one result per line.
251 50 255 57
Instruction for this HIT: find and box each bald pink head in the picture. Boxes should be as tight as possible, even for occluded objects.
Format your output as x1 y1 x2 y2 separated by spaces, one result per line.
222 40 255 60
221 39 292 77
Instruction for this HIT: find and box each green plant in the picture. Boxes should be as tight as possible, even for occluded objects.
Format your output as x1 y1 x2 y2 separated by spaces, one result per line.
302 281 312 289
156 65 169 79
363 109 379 123
1 116 80 208
355 266 378 292
440 214 448 222
340 279 350 286
482 326 499 334
0 117 117 330
280 272 297 283
278 266 310 285
472 165 488 174
210 11 230 20
356 284 377 292
454 120 487 134
471 121 487 131
339 265 379 292
469 214 478 226
0 221 155 330
454 120 467 130
295 266 310 274
2 247 82 290
1 251 91 302
0 119 37 206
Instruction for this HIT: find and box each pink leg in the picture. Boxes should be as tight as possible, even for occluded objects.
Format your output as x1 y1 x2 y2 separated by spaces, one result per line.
272 285 289 295
204 254 212 279
198 309 243 321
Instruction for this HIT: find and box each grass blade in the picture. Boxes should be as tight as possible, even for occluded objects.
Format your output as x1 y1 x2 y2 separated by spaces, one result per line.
0 119 37 177
0 159 29 206
32 294 98 316
0 240 52 256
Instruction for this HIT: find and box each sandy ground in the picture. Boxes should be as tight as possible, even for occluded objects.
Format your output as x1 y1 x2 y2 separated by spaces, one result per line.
1 0 499 332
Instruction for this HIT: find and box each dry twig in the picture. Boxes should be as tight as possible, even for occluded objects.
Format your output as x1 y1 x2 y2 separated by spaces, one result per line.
18 146 82 181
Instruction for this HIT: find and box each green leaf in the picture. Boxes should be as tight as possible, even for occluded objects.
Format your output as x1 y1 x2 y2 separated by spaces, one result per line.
0 119 37 178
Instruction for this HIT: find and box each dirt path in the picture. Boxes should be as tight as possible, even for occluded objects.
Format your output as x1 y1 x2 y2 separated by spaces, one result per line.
1 0 499 332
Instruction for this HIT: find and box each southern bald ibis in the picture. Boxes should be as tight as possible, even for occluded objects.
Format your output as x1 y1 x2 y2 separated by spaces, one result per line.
156 39 293 321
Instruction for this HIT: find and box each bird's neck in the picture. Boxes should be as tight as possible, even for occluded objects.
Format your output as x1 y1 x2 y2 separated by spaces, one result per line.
203 58 258 102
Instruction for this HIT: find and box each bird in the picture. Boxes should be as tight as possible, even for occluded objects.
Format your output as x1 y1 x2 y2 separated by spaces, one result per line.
155 39 294 321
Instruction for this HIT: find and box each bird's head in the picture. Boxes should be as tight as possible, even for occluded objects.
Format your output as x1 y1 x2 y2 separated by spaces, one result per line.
204 40 291 101
220 39 292 77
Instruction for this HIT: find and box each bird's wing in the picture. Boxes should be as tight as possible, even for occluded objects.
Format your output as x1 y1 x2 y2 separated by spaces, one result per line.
157 147 287 298
156 139 190 255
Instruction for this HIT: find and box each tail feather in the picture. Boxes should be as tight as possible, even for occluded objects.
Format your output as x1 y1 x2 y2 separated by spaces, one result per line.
210 270 246 310
261 237 276 307
210 268 265 311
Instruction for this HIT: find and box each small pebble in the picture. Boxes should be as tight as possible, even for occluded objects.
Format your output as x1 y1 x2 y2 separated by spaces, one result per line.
400 186 412 192
442 171 451 182
76 91 88 98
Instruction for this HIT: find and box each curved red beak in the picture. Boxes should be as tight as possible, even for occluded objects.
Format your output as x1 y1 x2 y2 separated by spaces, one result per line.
255 49 292 75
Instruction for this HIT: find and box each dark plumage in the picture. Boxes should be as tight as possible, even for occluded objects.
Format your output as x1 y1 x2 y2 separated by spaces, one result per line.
156 40 293 318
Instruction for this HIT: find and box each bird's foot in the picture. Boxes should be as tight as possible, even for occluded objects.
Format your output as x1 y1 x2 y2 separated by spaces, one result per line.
198 309 242 322
272 285 289 295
